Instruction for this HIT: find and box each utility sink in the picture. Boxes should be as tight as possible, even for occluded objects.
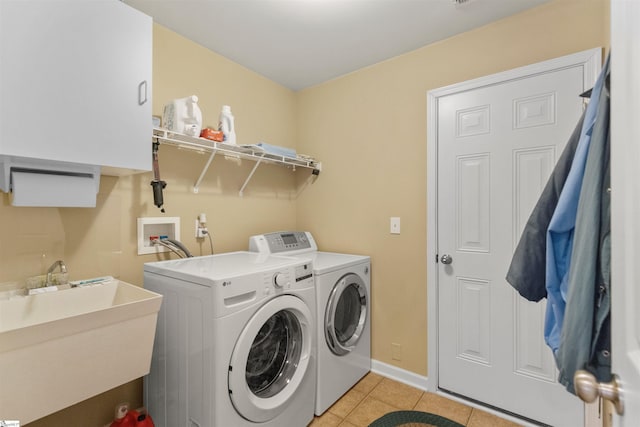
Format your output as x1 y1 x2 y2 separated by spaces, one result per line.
0 280 162 424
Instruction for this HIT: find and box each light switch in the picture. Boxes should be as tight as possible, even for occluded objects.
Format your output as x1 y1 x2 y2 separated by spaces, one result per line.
390 217 401 234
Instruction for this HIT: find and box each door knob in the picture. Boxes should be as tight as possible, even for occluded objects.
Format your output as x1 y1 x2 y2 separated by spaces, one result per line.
440 254 453 265
574 370 624 415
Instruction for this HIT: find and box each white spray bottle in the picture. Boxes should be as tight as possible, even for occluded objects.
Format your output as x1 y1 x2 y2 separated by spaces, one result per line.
218 105 236 145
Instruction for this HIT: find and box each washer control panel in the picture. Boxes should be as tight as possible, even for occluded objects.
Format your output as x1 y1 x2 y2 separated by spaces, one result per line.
267 262 312 292
249 231 317 254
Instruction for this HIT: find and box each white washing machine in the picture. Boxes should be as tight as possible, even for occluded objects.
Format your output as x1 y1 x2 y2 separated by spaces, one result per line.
143 251 316 427
249 232 371 415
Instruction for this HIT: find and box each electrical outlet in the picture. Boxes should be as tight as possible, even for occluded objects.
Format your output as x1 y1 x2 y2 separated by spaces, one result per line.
137 217 181 255
392 343 402 361
195 219 208 238
390 217 401 234
195 214 208 238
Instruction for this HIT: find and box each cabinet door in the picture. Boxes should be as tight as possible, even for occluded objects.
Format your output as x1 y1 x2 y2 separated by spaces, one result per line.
0 0 151 174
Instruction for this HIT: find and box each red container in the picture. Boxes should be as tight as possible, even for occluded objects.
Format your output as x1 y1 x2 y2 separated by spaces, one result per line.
110 409 138 427
200 127 224 142
136 412 155 427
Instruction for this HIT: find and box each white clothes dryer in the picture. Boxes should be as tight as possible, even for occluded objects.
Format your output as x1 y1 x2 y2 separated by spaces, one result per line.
249 232 371 415
143 251 316 427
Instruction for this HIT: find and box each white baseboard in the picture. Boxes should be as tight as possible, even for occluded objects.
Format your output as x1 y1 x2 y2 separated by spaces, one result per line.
370 359 429 391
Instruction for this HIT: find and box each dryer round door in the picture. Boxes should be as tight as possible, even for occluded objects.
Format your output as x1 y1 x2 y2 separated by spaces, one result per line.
228 295 313 423
325 272 368 356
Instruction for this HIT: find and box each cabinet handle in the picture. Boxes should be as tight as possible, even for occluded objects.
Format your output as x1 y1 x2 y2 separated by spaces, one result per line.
138 80 148 105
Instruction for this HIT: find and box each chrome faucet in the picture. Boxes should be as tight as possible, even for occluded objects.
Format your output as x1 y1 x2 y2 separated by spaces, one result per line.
45 260 67 286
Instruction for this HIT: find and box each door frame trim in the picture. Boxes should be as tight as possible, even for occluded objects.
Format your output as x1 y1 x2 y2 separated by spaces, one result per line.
610 2 640 426
425 48 602 396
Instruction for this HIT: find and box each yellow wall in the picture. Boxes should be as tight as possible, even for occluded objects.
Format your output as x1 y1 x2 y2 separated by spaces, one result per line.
296 0 609 375
4 0 609 425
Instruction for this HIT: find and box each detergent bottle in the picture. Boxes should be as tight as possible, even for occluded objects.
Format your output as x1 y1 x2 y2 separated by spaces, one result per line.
162 95 203 137
218 105 236 145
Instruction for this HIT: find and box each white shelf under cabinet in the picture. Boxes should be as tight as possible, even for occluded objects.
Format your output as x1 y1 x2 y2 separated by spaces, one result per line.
152 128 321 196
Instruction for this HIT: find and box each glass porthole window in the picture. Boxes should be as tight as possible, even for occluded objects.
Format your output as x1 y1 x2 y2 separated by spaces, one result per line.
246 310 303 398
325 273 367 356
228 295 312 423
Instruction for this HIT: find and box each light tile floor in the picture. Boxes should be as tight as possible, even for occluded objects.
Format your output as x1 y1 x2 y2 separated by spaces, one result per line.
309 373 524 427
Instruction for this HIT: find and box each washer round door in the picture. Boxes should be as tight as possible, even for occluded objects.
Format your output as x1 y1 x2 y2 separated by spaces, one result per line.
228 295 313 422
325 272 368 356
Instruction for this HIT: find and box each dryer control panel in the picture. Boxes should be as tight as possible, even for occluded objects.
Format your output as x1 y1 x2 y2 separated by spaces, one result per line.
249 231 317 254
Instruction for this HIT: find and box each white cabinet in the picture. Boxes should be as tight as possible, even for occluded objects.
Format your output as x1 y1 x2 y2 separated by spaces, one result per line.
0 0 152 175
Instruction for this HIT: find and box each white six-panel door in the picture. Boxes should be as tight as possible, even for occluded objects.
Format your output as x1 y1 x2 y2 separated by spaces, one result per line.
428 49 601 427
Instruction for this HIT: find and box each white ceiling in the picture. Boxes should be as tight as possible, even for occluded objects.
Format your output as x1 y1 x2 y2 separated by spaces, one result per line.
124 0 550 91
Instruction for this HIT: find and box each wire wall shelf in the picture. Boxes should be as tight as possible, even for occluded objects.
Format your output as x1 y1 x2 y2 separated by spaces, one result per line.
152 128 321 196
